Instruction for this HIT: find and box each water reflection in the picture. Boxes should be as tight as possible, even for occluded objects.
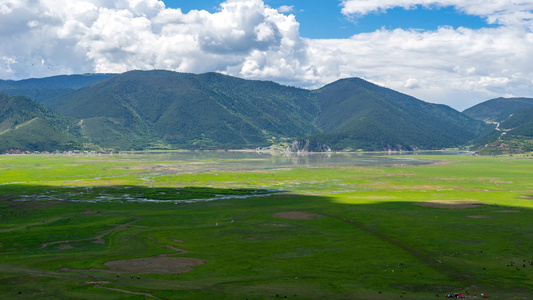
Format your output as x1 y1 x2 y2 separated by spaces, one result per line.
121 151 463 173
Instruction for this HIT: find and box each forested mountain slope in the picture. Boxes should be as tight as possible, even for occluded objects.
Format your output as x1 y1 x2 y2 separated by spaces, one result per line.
307 78 486 151
0 74 116 90
499 108 533 136
463 97 533 122
0 73 116 104
43 71 319 149
5 70 487 151
0 93 81 152
462 97 533 154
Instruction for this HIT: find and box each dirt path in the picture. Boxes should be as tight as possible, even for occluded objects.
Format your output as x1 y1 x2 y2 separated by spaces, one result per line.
61 235 205 275
39 218 142 249
321 213 476 287
0 215 143 255
146 236 188 253
94 285 160 298
0 217 63 233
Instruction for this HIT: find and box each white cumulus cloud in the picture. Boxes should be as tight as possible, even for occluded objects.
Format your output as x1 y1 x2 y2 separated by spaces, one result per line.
277 5 294 13
0 0 318 86
0 0 533 110
341 0 533 26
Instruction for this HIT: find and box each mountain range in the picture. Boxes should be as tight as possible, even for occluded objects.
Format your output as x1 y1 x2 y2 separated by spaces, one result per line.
463 97 533 154
0 74 116 103
1 70 526 153
0 93 81 152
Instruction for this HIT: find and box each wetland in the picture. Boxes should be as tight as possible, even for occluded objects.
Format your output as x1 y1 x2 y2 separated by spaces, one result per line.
0 152 532 299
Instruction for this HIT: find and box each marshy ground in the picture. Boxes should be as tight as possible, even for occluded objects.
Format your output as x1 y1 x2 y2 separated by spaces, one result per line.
0 152 532 299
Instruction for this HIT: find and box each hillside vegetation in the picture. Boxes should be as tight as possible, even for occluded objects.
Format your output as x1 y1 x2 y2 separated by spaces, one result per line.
0 93 82 152
0 73 116 90
0 73 116 104
464 97 533 154
34 70 485 151
463 97 533 122
308 78 484 151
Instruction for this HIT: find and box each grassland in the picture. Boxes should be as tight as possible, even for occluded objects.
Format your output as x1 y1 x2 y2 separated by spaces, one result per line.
0 153 532 299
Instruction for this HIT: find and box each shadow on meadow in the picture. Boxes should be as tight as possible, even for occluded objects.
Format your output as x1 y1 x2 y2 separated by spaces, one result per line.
0 183 279 203
0 184 532 299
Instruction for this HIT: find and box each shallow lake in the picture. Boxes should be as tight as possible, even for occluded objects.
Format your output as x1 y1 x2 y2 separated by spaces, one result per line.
122 151 461 173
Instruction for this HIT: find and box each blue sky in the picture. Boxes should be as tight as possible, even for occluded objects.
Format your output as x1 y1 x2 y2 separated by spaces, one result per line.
163 0 495 38
1 0 533 110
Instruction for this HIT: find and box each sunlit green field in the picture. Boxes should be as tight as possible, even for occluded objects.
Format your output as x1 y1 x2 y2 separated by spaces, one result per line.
0 153 532 299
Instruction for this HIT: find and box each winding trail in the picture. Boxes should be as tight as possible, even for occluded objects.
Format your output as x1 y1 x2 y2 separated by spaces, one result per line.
94 285 160 298
146 236 188 253
0 211 143 254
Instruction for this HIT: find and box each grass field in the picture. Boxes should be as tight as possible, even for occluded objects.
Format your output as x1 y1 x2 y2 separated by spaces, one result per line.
0 153 532 299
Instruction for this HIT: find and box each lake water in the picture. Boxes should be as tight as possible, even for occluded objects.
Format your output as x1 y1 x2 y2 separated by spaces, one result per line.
123 151 458 173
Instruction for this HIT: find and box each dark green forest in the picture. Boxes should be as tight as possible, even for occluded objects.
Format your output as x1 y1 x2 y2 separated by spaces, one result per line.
0 93 81 152
0 70 517 153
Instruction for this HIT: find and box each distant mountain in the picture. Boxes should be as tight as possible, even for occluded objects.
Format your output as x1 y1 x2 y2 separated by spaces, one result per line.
0 73 116 103
38 70 485 151
499 108 533 136
0 88 75 103
466 98 533 154
0 93 82 152
0 73 116 90
306 78 485 151
43 71 319 149
463 97 533 122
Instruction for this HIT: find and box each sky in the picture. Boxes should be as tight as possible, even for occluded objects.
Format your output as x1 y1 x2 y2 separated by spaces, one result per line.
1 1 533 110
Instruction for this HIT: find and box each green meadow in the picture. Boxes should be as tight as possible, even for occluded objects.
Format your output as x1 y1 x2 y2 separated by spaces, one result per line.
0 153 532 299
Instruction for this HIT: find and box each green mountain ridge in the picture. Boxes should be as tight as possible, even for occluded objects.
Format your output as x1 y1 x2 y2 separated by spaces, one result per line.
464 97 533 154
308 78 484 151
463 97 533 122
0 73 116 90
0 93 82 152
2 70 488 152
39 70 485 151
0 73 117 105
500 108 533 136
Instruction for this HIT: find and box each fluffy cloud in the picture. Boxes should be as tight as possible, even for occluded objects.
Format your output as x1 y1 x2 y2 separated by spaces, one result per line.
0 0 533 110
0 0 315 86
335 0 533 109
277 5 294 13
308 24 533 109
341 0 533 26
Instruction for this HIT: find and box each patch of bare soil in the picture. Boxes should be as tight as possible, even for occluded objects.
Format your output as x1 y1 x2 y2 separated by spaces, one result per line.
90 218 142 245
103 255 206 274
466 215 491 219
273 211 322 220
58 244 73 250
428 161 454 167
520 195 533 199
496 210 520 213
415 200 486 209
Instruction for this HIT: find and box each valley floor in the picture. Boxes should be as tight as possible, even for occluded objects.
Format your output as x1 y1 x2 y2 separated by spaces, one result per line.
0 153 532 299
